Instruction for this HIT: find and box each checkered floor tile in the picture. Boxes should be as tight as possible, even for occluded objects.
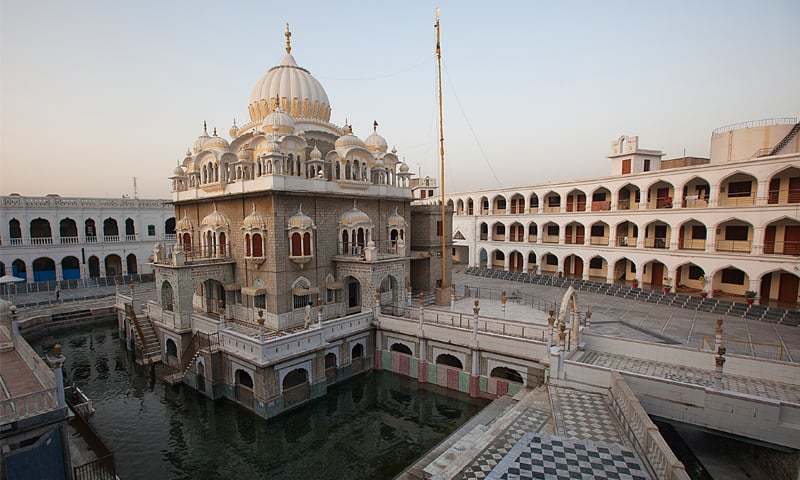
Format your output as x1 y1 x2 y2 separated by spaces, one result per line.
455 407 551 480
549 387 627 447
487 433 650 480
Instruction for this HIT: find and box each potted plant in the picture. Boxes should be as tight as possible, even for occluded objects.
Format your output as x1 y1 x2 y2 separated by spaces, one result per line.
745 290 756 305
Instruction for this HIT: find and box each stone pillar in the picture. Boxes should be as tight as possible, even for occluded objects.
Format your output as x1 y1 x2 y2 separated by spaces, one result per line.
55 262 63 281
418 337 428 384
751 227 764 255
756 180 769 206
708 184 720 207
45 344 67 409
705 226 716 253
582 270 590 282
558 227 566 245
469 299 481 397
669 225 680 251
608 223 617 247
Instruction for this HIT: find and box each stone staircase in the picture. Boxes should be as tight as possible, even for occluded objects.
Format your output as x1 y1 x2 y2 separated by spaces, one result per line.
128 307 161 364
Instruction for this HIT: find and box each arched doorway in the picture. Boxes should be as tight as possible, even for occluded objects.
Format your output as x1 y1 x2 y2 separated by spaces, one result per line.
344 276 361 313
235 369 254 406
478 249 488 268
32 257 56 282
563 255 583 278
390 343 412 355
126 254 138 275
87 256 100 278
436 354 463 369
61 256 80 280
105 254 122 277
759 270 799 307
643 260 667 289
282 368 310 407
379 275 400 306
165 338 178 361
490 366 524 384
203 279 225 316
509 251 523 272
161 281 174 311
12 259 26 281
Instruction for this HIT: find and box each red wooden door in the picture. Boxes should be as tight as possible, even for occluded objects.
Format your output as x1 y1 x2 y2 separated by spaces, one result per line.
651 263 664 287
768 178 780 204
790 177 800 203
575 225 585 245
574 257 584 277
622 159 631 175
779 273 799 305
565 225 573 244
785 226 800 255
566 195 574 212
764 226 776 254
760 274 772 304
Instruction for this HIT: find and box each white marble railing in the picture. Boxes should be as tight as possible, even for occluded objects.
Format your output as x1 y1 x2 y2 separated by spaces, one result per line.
609 372 690 480
104 235 120 242
60 236 79 244
220 310 374 365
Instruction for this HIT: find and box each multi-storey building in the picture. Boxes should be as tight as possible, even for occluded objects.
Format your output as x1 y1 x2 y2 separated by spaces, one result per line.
446 118 800 306
0 195 174 283
118 27 452 419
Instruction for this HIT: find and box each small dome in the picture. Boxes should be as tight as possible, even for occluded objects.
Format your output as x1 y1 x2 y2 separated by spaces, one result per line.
238 145 253 161
340 203 372 227
204 129 230 150
192 124 211 154
335 125 366 149
309 144 322 161
229 120 240 138
387 206 405 228
288 204 314 231
399 163 410 173
262 106 295 135
242 203 267 231
201 204 229 230
176 212 192 231
172 165 185 176
365 130 388 153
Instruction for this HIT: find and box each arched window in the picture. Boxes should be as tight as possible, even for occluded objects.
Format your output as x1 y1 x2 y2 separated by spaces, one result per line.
303 232 311 255
291 232 302 256
342 230 349 253
219 232 226 256
252 233 263 257
245 233 251 256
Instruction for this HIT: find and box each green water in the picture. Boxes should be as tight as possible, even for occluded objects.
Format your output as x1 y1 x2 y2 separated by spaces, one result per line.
34 323 488 480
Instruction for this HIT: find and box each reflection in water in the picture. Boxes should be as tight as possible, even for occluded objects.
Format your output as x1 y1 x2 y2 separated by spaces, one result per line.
34 323 488 480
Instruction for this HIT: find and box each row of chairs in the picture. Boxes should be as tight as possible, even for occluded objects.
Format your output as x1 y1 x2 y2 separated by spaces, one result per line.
463 267 800 326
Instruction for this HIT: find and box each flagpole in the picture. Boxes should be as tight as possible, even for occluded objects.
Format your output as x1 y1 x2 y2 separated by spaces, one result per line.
435 7 449 293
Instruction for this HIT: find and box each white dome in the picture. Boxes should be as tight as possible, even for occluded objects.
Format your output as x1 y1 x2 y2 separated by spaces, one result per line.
249 53 331 123
201 204 229 230
399 163 410 173
262 106 295 135
335 125 366 150
242 203 267 231
176 212 193 232
172 165 185 176
365 131 388 153
192 126 211 154
340 204 372 227
288 204 314 231
204 130 230 150
309 144 322 161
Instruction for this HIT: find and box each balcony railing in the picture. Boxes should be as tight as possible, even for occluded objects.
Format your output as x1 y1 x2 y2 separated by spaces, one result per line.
10 238 23 246
527 235 537 243
590 237 609 246
542 236 559 244
60 236 79 244
86 235 97 243
165 233 177 242
683 197 709 208
644 237 668 249
715 239 752 253
654 197 673 209
104 235 119 242
764 240 800 255
617 199 638 210
125 234 137 242
155 241 234 264
30 236 53 245
591 200 611 211
679 239 706 251
616 236 636 247
337 240 405 257
491 234 506 242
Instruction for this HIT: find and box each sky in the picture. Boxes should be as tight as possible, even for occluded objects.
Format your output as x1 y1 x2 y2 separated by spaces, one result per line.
1 0 798 199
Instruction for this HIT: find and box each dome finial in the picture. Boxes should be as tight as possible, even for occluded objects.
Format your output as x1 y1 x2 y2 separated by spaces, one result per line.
285 23 292 54
213 127 217 136
373 120 378 132
203 120 208 135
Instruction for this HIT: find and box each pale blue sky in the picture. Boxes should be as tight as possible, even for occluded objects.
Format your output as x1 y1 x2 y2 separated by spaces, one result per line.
1 0 798 198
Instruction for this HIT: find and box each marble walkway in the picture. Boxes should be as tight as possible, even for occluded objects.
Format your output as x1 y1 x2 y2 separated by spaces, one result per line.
576 350 800 404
